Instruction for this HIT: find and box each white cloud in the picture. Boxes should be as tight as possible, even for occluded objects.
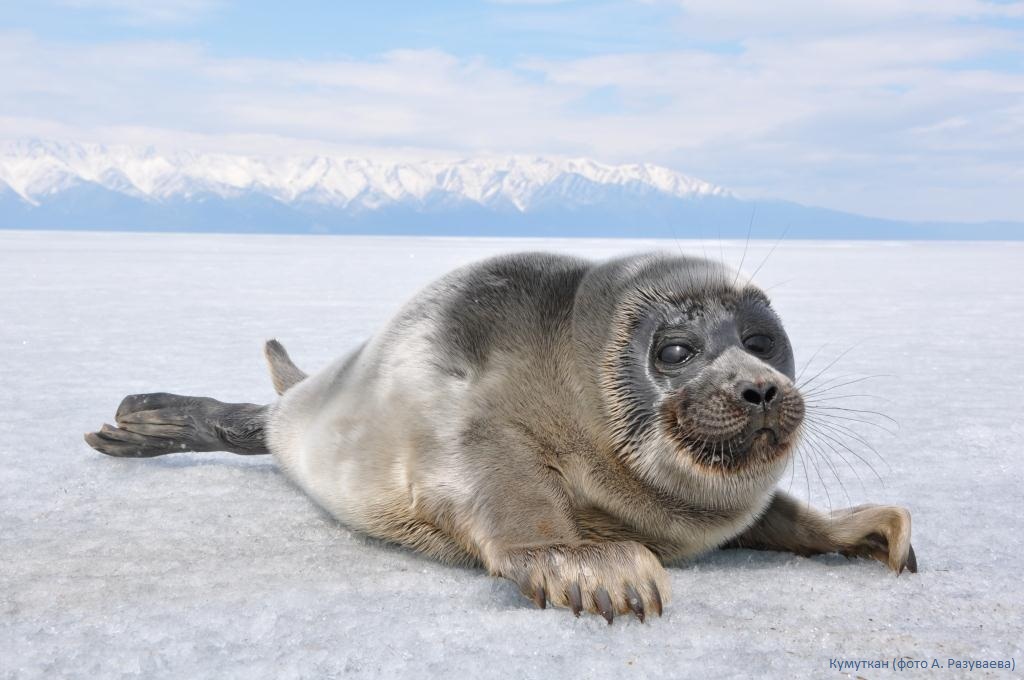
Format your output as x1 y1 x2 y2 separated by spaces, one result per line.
668 0 1024 37
1 2 1022 222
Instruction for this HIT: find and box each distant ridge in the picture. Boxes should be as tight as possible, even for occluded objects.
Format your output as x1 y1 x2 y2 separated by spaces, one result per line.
0 139 727 209
1 139 1020 239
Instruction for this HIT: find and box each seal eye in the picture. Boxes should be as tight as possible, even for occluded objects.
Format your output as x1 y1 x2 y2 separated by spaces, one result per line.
743 334 774 355
658 344 695 365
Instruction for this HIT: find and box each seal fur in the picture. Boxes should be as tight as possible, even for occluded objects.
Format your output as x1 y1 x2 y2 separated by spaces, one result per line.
85 251 917 623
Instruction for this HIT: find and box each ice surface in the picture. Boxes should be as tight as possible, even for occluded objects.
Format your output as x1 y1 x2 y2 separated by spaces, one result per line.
1 232 1021 679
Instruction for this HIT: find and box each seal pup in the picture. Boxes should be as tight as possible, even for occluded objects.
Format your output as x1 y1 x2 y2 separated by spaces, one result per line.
85 252 917 623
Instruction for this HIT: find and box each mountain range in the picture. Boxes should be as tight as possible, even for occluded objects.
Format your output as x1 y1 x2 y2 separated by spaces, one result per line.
0 139 1019 239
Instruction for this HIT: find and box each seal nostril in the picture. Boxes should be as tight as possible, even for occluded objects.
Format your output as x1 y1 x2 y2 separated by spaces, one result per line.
739 382 779 407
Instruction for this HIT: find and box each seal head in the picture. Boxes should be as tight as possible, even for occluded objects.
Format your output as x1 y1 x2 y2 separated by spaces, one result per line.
573 254 805 493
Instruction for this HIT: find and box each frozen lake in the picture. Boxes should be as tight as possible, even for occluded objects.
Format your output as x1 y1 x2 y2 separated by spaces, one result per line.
1 231 1021 678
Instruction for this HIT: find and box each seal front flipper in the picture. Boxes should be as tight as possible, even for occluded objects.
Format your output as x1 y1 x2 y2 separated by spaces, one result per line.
85 392 269 457
725 490 918 574
487 541 670 623
468 480 671 622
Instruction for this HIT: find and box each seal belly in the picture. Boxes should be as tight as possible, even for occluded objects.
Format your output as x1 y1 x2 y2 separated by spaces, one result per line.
266 327 471 535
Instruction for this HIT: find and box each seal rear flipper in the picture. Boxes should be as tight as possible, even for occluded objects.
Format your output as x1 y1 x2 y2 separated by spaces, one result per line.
85 392 269 457
264 339 308 395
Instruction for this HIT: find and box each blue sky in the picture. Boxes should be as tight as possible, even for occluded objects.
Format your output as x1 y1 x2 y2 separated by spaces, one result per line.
2 1 708 62
2 0 1023 222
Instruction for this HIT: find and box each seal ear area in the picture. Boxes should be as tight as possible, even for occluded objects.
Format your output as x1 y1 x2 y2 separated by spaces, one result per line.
264 339 308 395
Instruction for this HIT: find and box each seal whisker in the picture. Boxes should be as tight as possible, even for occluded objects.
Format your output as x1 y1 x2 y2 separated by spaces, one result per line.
667 216 688 261
717 217 727 283
802 409 892 456
794 342 830 386
800 444 813 509
731 204 757 288
805 405 899 431
802 419 889 480
802 376 892 399
804 392 893 405
693 430 710 467
800 373 892 397
796 343 867 391
801 437 834 512
800 427 871 495
802 432 860 497
701 432 715 470
798 431 854 506
786 427 800 494
745 222 791 288
759 278 797 293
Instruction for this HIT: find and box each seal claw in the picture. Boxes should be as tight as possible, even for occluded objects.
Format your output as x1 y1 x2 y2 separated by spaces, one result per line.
568 583 583 617
650 581 663 617
902 544 918 575
594 587 614 624
625 584 645 623
906 544 918 573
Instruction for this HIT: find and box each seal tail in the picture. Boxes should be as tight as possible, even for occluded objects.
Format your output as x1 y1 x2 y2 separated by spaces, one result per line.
264 339 308 395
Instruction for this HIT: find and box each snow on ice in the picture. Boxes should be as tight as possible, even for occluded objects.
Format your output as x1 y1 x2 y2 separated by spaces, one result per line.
0 231 1021 678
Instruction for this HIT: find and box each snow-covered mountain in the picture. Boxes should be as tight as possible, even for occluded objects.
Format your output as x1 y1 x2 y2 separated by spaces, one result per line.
0 139 1019 238
0 139 726 211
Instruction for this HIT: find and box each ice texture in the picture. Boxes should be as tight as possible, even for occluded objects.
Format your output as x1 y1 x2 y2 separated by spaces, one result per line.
1 232 1021 679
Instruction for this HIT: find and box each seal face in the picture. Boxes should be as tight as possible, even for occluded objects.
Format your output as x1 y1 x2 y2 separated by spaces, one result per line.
609 276 804 475
86 250 918 624
638 285 805 475
571 254 805 507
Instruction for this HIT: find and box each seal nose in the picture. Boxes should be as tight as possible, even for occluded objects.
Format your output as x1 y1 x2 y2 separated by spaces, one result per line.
739 381 779 407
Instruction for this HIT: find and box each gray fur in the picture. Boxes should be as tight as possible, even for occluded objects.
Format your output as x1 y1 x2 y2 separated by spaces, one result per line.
86 251 917 622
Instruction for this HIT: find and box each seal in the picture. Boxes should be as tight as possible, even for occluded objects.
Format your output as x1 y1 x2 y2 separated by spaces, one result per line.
85 251 917 623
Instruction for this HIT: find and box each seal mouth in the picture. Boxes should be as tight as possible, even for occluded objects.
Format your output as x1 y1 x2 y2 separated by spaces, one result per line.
666 417 792 475
656 390 803 475
750 427 778 446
